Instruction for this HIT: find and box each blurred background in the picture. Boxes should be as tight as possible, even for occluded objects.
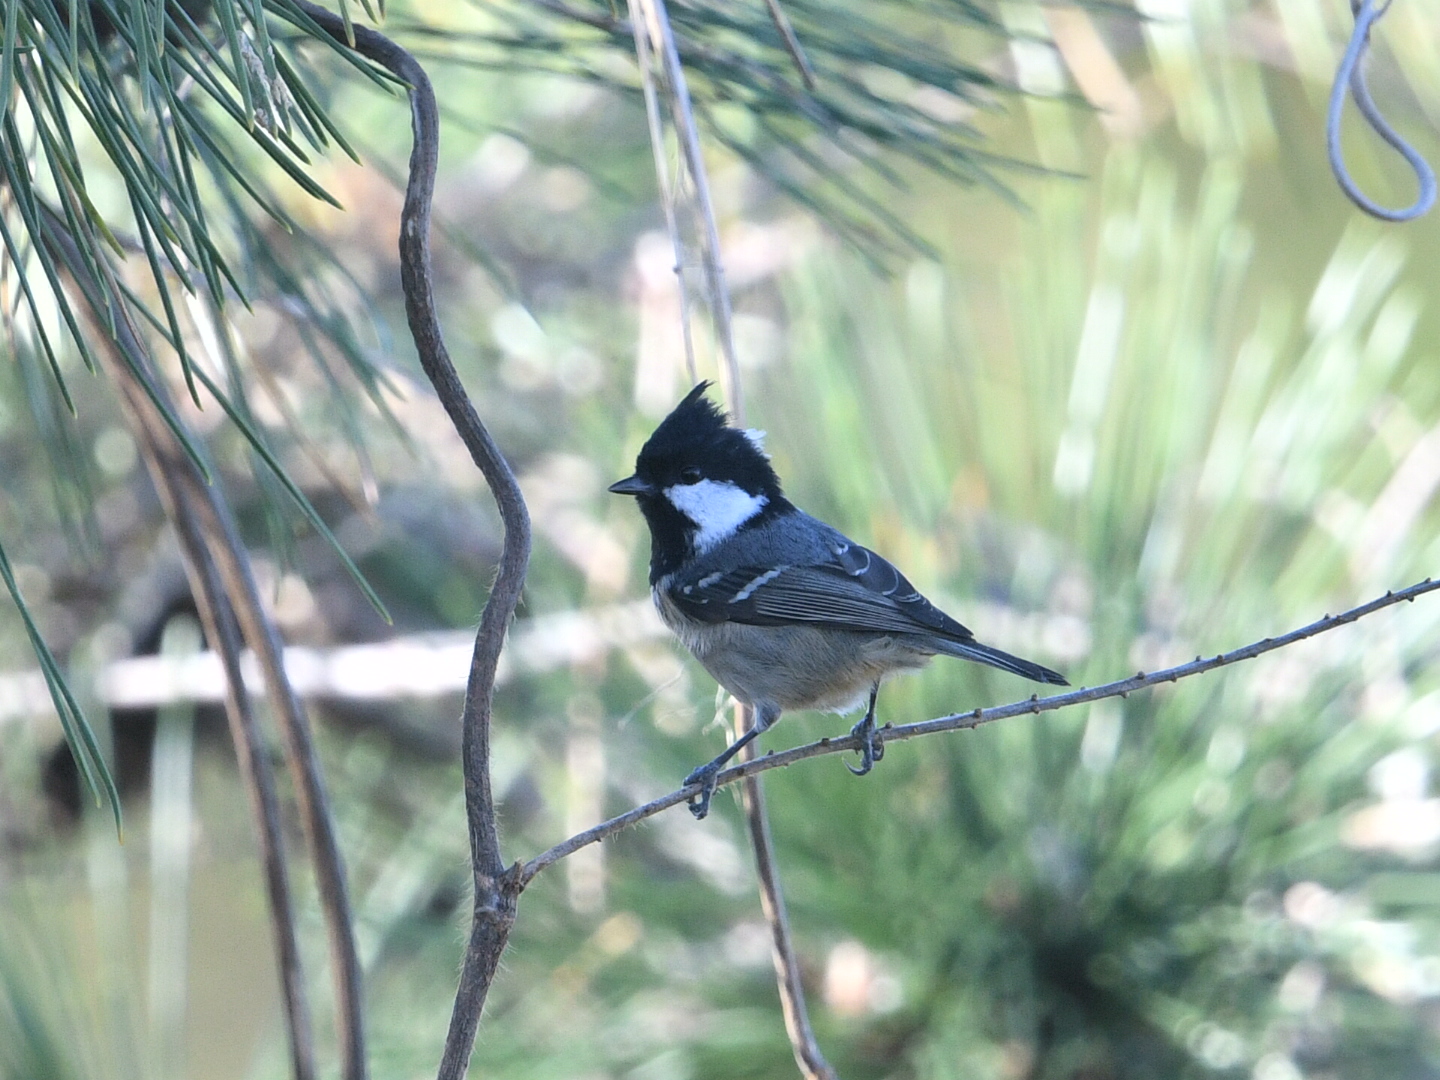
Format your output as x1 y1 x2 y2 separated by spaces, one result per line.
2 0 1440 1077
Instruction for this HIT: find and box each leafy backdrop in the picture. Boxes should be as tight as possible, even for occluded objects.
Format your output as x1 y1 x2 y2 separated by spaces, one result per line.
2 0 1440 1078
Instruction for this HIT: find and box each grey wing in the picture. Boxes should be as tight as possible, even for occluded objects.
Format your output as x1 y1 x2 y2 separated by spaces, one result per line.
666 540 977 643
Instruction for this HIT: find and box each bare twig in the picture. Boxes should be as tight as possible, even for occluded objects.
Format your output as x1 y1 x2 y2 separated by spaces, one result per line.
182 414 370 1080
520 577 1440 883
628 0 699 384
138 422 326 1080
624 0 829 1050
103 251 371 1080
628 5 829 1071
39 169 369 1078
713 348 829 1073
284 8 533 1080
735 706 837 1080
38 207 319 1080
761 0 817 89
631 0 742 404
161 277 372 1080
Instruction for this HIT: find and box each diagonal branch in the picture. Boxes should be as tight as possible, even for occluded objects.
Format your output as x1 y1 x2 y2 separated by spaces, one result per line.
81 242 372 1080
285 8 533 1080
628 0 699 383
629 0 743 405
39 206 319 1080
133 397 326 1080
519 577 1440 884
163 387 370 1080
760 0 816 89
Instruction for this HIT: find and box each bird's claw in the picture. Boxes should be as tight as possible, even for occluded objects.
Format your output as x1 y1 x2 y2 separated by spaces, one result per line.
683 763 720 819
846 714 884 776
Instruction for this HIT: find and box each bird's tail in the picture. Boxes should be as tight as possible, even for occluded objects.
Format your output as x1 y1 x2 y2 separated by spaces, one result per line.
934 637 1069 686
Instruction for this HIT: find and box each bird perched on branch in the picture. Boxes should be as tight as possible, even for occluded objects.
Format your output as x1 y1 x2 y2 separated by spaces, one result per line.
611 383 1067 818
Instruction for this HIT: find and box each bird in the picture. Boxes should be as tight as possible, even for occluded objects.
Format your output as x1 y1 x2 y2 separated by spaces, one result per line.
610 382 1067 818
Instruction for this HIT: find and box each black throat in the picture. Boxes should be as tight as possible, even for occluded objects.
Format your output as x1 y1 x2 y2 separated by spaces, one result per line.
620 382 792 584
637 491 791 584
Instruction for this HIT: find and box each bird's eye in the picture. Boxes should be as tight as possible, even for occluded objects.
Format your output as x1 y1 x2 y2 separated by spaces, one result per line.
680 466 702 485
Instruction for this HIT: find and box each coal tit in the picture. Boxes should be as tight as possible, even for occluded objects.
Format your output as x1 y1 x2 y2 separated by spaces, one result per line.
611 383 1067 818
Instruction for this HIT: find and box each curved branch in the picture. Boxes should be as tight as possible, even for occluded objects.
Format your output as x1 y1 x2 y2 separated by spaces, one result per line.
38 149 369 1077
286 7 533 1080
85 241 372 1080
520 577 1440 885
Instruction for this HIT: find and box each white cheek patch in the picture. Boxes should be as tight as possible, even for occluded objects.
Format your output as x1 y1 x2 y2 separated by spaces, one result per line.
665 479 768 552
743 429 769 457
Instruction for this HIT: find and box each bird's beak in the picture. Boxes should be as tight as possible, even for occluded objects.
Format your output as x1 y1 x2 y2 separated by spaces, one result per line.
608 475 653 496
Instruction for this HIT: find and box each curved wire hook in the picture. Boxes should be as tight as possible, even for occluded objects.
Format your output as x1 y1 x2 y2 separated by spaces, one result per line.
1327 0 1437 222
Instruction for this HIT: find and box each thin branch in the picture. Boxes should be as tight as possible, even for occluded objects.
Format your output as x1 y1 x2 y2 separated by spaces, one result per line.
138 427 324 1080
627 0 698 383
627 3 823 1068
38 187 369 1077
89 236 372 1080
284 8 534 1080
632 2 825 1054
177 400 370 1080
521 577 1440 884
633 0 742 407
761 0 816 90
39 207 318 1080
735 705 837 1080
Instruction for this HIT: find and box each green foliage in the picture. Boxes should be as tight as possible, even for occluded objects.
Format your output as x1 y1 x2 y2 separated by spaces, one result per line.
390 0 1060 259
0 0 1067 832
0 0 411 808
3 0 1440 1078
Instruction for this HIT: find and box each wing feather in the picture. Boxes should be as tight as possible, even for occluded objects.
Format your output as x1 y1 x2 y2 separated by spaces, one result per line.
666 542 976 642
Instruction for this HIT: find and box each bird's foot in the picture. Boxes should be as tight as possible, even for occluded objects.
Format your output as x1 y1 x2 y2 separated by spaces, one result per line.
846 713 885 776
683 762 721 819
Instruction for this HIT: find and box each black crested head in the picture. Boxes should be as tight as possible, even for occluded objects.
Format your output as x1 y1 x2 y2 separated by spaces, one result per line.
611 382 791 581
634 382 784 497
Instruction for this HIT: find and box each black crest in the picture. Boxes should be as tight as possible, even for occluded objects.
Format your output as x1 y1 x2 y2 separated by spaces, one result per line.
615 383 791 581
634 382 784 497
